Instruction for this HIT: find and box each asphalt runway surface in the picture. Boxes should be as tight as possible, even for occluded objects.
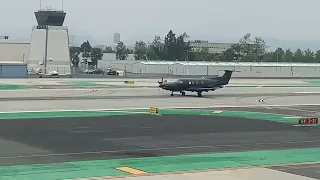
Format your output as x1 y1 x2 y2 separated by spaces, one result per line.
0 84 319 179
1 87 320 112
270 163 320 179
0 114 319 168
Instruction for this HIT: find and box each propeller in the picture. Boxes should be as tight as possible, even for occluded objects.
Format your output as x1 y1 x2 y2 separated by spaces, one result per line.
158 78 164 85
158 78 164 91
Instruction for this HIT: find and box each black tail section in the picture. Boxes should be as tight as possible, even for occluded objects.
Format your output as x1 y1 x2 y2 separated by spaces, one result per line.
208 70 234 85
220 70 234 85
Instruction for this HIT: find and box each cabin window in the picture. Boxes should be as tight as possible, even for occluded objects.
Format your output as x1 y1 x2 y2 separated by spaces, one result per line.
189 82 191 84
201 82 204 84
196 82 198 84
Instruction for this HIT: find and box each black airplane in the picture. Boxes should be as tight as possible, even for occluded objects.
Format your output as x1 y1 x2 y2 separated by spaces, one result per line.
158 70 234 97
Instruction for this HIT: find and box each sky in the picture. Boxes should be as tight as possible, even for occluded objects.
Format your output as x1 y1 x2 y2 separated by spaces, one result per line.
1 0 319 50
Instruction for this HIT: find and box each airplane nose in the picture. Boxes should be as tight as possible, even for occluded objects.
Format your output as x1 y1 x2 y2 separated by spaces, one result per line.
159 84 169 89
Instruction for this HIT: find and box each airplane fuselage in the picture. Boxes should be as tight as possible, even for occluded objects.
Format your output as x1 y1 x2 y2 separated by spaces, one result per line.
158 70 233 97
160 78 223 92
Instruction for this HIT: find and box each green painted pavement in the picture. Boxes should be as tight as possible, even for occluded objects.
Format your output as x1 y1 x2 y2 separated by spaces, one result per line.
0 84 36 90
306 80 320 85
1 148 319 180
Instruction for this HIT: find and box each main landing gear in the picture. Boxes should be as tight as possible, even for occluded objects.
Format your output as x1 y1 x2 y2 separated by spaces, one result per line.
171 91 186 96
170 91 202 97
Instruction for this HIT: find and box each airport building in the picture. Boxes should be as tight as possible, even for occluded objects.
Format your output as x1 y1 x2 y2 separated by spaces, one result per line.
0 37 28 77
28 8 71 74
99 60 320 78
0 8 71 77
189 40 235 54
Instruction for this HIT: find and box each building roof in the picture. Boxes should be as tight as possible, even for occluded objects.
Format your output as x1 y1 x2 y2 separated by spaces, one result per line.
140 61 320 67
0 40 30 44
0 61 27 65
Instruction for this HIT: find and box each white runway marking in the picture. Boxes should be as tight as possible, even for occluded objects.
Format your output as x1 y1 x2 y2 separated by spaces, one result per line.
293 92 320 94
0 104 320 113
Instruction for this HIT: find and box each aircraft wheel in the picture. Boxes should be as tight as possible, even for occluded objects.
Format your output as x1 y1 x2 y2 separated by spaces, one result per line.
171 93 174 96
181 92 185 96
197 92 202 97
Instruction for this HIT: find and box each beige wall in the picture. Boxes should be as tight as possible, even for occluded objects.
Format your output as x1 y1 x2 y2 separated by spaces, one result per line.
0 42 29 62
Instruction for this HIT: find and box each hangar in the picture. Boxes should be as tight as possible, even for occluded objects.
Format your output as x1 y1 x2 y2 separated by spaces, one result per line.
0 40 29 78
101 60 320 78
0 61 27 78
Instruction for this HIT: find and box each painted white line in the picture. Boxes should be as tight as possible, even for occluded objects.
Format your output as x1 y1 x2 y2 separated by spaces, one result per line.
1 140 319 159
1 104 320 113
293 124 318 127
0 88 97 91
293 92 320 94
283 117 303 119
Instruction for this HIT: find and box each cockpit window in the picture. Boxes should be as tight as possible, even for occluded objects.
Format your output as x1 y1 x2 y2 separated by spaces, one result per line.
175 80 183 84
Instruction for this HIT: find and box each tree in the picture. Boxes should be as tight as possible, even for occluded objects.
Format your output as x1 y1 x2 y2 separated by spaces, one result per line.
223 48 236 62
134 41 148 60
116 41 129 60
80 40 92 66
284 49 293 62
315 50 320 63
232 33 267 62
105 46 115 53
239 33 252 56
304 49 315 63
273 48 285 62
146 47 158 60
69 46 81 67
293 49 303 62
90 48 103 68
252 36 267 62
164 30 177 60
163 30 190 61
194 47 211 61
148 35 163 60
80 40 92 59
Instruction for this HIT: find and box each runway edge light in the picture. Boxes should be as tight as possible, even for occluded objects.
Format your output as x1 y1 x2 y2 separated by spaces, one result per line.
149 107 159 115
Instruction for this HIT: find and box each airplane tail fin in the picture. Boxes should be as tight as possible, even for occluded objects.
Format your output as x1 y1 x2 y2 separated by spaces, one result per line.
219 70 234 85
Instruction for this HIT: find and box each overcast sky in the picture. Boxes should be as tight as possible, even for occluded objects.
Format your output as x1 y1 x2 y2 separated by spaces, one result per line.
1 0 319 49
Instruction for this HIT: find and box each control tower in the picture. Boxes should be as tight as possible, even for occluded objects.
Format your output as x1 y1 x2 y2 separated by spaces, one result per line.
28 8 71 74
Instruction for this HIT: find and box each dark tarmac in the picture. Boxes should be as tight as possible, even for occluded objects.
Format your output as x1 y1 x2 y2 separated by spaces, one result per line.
0 114 319 167
270 163 320 179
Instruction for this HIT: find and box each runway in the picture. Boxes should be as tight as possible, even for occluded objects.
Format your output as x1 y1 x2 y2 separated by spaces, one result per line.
0 114 319 179
0 87 320 112
0 78 319 180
